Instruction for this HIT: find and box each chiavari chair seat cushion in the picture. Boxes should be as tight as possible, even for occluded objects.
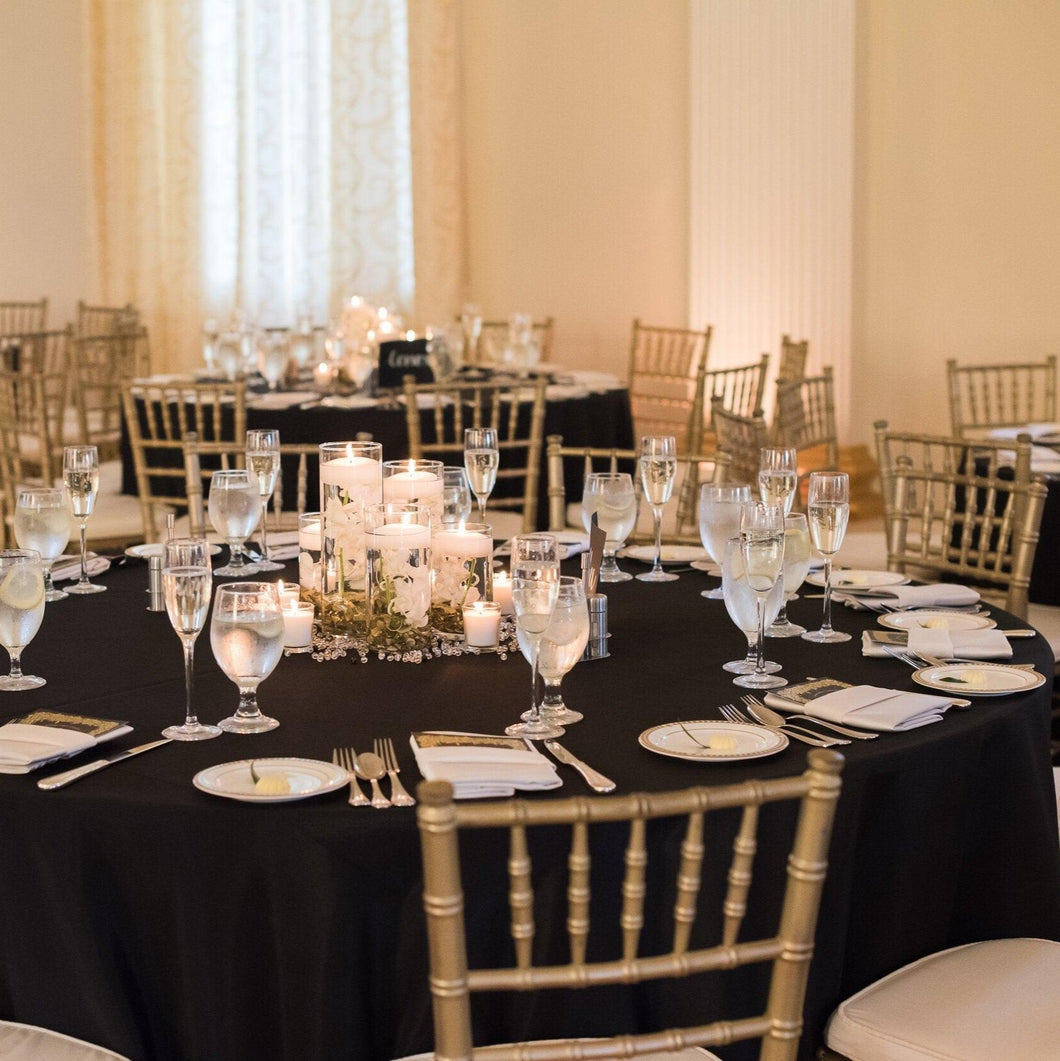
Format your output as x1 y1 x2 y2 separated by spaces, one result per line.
0 1020 130 1061
823 939 1060 1061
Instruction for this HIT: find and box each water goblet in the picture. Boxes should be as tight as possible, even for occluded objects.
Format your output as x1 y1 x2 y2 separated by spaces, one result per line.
581 472 637 582
758 447 798 513
208 469 261 577
0 550 46 690
256 331 289 390
460 303 482 362
803 471 851 643
698 482 752 599
720 536 784 679
63 445 106 594
464 427 499 521
526 576 591 725
735 503 787 689
246 429 284 571
505 533 563 740
442 466 473 524
210 581 285 733
14 486 71 602
161 538 220 740
636 435 678 582
767 513 811 637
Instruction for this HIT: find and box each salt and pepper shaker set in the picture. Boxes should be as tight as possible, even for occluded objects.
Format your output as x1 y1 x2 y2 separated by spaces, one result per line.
579 551 610 661
147 513 176 611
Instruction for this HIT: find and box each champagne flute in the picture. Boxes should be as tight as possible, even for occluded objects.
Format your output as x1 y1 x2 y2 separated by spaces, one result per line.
208 469 261 577
460 303 482 363
636 435 678 583
581 472 637 582
14 487 71 602
758 447 798 513
523 576 590 725
161 538 220 740
767 513 811 637
210 581 285 733
720 536 784 677
735 503 787 689
464 427 499 520
246 429 284 572
505 533 563 740
63 445 106 595
698 482 752 599
0 550 46 690
803 471 851 643
442 466 473 523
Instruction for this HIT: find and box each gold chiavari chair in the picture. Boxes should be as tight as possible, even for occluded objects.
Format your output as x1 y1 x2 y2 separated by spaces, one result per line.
946 355 1057 439
0 369 69 500
403 374 548 535
74 329 151 460
711 396 770 489
772 366 839 488
478 316 555 366
627 319 713 452
3 327 73 375
399 749 844 1061
700 354 771 450
76 300 140 338
0 298 47 338
777 334 809 382
121 378 246 541
874 420 1047 619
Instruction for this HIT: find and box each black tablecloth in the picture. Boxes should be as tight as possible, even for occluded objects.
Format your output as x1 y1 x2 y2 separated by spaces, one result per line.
0 560 1057 1061
119 388 635 532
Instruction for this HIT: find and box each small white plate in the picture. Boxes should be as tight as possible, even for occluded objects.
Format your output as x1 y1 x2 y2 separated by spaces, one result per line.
690 560 721 575
911 663 1046 697
879 610 996 632
806 569 908 592
125 542 223 559
193 757 349 802
622 545 710 565
638 721 788 762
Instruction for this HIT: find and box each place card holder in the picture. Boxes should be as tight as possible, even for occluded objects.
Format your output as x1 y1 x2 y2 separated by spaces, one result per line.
582 592 610 661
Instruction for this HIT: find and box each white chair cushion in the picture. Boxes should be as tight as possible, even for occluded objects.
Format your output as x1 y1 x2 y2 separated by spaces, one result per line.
0 1021 129 1061
825 938 1060 1061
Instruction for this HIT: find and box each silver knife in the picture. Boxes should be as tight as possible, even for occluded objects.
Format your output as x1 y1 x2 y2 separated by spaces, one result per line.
37 739 172 790
544 740 615 793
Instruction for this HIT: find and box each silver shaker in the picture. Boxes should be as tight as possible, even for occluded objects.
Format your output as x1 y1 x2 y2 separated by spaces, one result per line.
582 592 610 660
147 555 165 611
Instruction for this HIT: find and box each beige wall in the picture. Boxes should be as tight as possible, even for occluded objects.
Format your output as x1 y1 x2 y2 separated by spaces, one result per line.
851 0 1060 442
0 0 94 327
459 0 691 374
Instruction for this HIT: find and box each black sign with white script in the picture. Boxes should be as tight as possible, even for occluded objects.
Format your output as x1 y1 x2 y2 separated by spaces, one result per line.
377 338 433 389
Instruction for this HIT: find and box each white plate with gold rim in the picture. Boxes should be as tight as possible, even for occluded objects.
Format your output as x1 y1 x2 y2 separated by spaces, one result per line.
125 542 223 559
878 610 996 632
622 545 710 565
806 569 908 592
193 757 349 803
638 721 788 762
911 663 1045 697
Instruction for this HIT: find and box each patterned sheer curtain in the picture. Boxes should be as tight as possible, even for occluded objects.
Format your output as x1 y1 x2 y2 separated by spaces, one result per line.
90 0 463 371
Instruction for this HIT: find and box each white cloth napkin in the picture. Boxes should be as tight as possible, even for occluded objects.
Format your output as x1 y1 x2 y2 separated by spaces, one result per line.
861 628 1013 660
51 555 111 582
765 685 954 731
0 721 133 774
410 731 562 798
259 530 299 561
249 390 319 410
859 583 981 609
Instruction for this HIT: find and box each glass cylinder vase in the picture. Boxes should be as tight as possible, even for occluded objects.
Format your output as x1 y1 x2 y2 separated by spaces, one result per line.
430 521 494 639
365 502 433 654
382 459 444 528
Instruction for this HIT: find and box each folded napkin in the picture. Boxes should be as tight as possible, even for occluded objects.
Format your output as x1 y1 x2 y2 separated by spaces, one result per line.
858 583 981 610
563 369 622 391
545 384 591 401
410 731 562 799
51 555 111 582
256 530 299 561
0 712 132 774
318 394 378 410
764 682 954 731
249 390 318 410
862 628 1013 660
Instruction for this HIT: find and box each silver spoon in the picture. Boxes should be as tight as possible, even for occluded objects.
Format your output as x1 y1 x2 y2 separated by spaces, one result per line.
355 752 391 809
747 701 876 741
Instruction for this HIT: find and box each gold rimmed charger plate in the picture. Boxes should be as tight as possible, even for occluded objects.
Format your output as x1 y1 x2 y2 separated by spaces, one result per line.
806 569 908 592
622 545 710 565
911 663 1046 697
878 609 996 632
193 757 349 803
638 721 788 762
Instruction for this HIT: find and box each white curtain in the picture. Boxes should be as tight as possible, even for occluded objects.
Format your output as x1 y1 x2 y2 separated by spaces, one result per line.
90 0 461 371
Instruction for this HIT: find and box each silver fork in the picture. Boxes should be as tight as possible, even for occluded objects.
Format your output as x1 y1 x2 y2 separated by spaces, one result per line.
719 702 844 747
375 737 415 807
739 694 877 740
334 747 369 807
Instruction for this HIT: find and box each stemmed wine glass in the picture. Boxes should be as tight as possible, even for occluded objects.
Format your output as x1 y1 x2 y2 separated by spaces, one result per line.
525 576 590 726
581 472 637 582
803 471 851 643
210 581 285 733
14 487 71 602
208 469 261 577
735 503 787 688
464 427 499 520
758 447 798 513
256 331 289 390
636 435 678 583
505 533 563 740
767 513 811 637
161 538 220 740
720 536 784 680
246 429 284 572
698 482 751 599
442 466 473 523
0 550 46 690
63 445 106 594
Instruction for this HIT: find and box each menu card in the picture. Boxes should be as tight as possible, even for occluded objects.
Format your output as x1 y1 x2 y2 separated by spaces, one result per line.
410 731 562 798
0 711 132 774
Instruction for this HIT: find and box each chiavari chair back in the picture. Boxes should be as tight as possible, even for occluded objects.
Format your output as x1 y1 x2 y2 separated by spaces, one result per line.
946 356 1057 439
700 354 771 450
403 749 843 1061
0 369 69 508
772 366 839 486
710 397 770 489
0 298 47 339
777 334 809 383
74 329 151 460
477 316 555 366
76 300 140 338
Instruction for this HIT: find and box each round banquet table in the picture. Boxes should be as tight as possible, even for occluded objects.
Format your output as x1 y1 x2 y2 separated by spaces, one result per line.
0 558 1057 1061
